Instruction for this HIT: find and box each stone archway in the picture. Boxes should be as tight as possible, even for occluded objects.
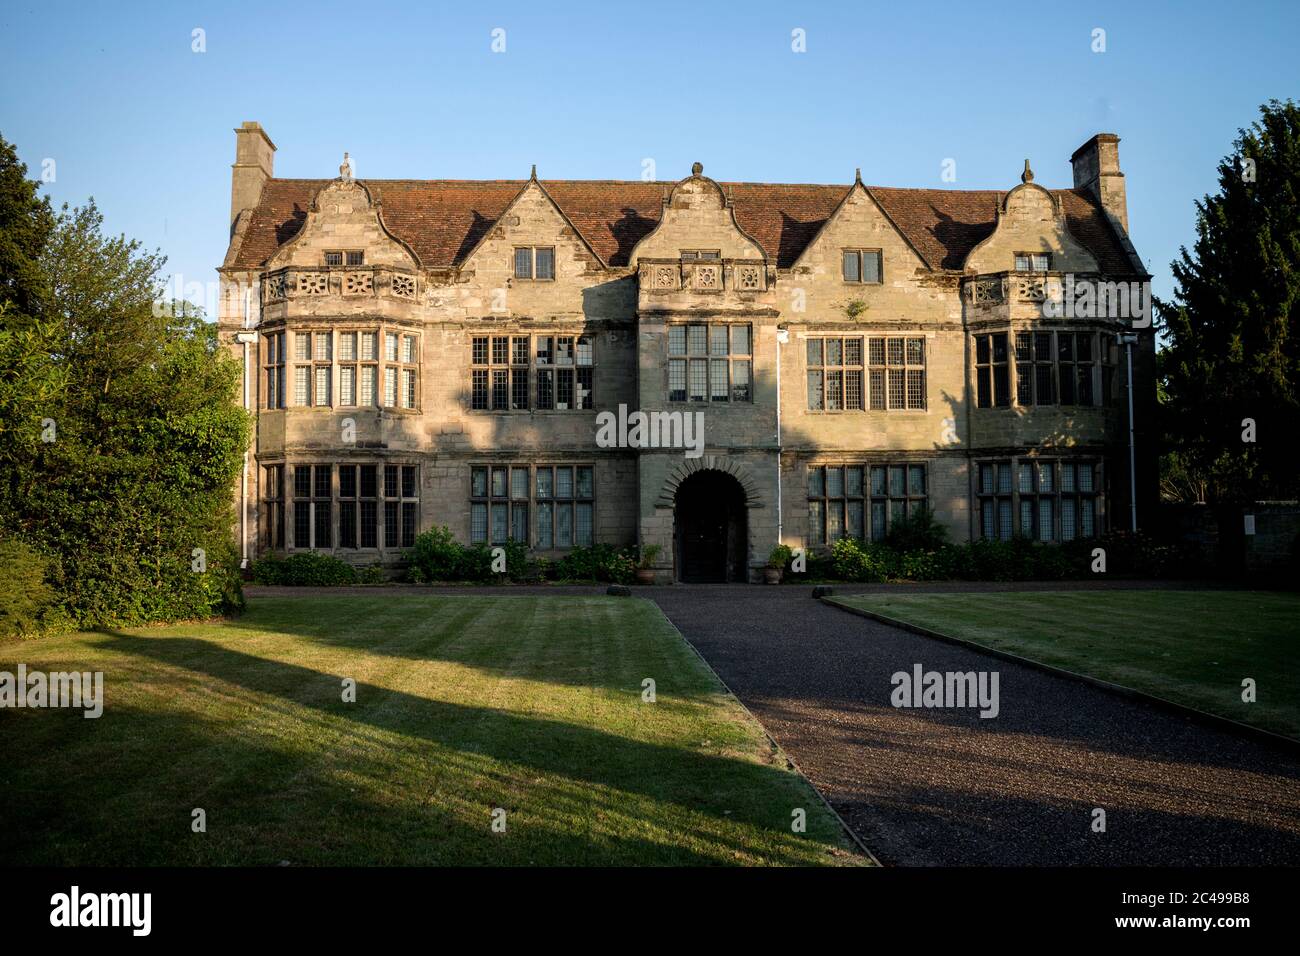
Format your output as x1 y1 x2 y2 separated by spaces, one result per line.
655 456 764 510
673 469 748 583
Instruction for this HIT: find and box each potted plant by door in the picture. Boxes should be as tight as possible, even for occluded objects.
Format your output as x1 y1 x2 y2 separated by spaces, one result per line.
635 544 661 585
765 544 792 585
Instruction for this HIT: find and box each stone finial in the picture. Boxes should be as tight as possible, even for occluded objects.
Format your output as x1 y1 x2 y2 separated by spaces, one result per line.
691 161 703 177
530 164 537 181
854 167 863 185
1021 159 1034 184
339 151 353 181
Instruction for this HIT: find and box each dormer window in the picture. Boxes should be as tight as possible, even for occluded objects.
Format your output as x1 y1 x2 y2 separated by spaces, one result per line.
842 249 882 284
324 251 364 267
681 250 720 260
1015 253 1050 272
514 247 555 280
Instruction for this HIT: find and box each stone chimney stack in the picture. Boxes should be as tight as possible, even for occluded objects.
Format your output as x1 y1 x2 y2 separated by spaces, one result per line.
1070 133 1128 233
230 121 276 230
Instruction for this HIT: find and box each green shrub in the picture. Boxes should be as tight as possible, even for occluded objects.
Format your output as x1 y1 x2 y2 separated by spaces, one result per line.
920 544 972 581
966 538 1023 581
406 528 539 583
869 541 905 580
250 552 358 587
555 544 636 583
768 543 793 569
407 526 463 582
496 539 530 581
248 554 285 585
1028 542 1076 580
407 529 645 585
815 528 1211 584
831 537 888 582
1057 531 1197 578
520 557 550 583
885 506 949 553
897 548 947 581
605 551 636 585
357 563 387 585
555 546 597 580
0 203 250 630
0 536 58 636
457 543 495 582
804 549 836 580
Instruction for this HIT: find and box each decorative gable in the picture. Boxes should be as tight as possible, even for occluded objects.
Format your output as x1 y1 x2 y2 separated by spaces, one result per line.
788 181 931 276
265 172 419 271
963 162 1099 275
457 177 605 278
629 164 767 264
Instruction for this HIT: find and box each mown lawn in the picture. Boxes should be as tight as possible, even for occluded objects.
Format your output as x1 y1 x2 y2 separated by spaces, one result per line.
0 595 863 866
835 589 1299 739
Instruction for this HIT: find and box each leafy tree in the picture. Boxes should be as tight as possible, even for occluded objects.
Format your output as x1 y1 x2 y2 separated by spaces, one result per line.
0 535 57 634
0 134 54 315
1157 99 1300 502
0 174 249 628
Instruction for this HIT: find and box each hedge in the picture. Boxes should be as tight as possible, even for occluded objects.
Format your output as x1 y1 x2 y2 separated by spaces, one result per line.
806 531 1209 584
0 536 59 636
406 527 637 585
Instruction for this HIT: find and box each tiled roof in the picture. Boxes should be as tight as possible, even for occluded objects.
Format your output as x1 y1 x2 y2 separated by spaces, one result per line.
229 178 1137 274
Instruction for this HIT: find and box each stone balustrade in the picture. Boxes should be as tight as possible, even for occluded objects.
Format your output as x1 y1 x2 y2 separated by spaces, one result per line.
261 266 419 304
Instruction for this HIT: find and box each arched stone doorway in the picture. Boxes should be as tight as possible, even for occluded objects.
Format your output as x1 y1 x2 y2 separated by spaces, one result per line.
673 470 748 582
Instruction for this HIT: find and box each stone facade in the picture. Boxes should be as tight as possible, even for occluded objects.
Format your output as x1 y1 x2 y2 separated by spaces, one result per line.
217 122 1155 582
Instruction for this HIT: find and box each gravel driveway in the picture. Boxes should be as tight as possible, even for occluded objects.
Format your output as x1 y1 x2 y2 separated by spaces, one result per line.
649 584 1300 866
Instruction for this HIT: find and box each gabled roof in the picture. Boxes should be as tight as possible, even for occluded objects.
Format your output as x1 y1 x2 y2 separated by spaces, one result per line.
228 178 1137 274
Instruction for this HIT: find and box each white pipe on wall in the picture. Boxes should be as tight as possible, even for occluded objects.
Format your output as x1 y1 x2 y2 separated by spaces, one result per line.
1118 333 1139 532
235 288 258 570
241 342 249 568
775 326 790 544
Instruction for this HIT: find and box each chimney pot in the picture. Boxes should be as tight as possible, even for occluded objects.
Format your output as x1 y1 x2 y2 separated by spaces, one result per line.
231 122 276 230
1070 133 1128 233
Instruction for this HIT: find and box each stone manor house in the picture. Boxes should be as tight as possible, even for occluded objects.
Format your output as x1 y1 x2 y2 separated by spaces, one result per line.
217 122 1155 582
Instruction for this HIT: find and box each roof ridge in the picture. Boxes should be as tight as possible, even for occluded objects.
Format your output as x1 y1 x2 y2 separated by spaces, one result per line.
266 176 1091 195
233 177 1135 274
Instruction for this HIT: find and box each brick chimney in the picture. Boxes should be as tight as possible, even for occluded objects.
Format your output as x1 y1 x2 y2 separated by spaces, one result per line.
230 121 275 230
1070 133 1128 233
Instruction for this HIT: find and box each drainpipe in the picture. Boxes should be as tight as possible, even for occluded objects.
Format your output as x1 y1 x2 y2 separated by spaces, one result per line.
235 283 258 569
776 326 790 544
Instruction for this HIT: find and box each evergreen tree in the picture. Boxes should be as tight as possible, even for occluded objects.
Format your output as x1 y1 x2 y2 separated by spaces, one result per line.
1158 99 1300 502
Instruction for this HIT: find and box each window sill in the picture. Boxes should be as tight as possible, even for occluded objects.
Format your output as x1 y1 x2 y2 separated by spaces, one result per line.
275 405 422 414
467 408 597 415
470 545 595 553
804 408 929 415
665 400 754 406
285 547 411 554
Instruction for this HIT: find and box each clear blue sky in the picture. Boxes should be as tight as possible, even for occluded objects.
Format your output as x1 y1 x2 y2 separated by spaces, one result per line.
2 0 1297 310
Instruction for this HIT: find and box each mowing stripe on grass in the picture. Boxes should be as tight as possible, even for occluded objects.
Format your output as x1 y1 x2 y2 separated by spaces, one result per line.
2 594 864 866
825 590 1300 752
